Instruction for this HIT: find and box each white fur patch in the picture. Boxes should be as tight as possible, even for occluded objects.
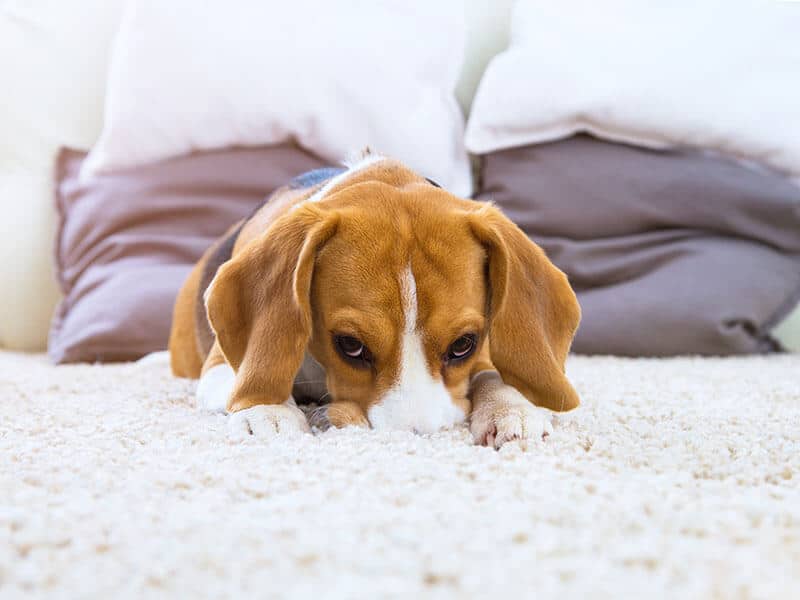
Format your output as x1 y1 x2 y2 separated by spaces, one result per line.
303 152 386 206
196 363 235 413
368 268 465 433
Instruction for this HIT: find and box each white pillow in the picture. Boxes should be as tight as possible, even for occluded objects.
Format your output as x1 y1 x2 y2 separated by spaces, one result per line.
465 0 800 182
0 0 126 350
83 0 473 196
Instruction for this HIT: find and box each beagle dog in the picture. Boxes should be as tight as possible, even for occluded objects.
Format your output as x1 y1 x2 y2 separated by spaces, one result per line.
169 152 581 448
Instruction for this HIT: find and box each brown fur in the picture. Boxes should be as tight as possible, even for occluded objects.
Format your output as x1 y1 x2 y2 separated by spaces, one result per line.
169 159 581 420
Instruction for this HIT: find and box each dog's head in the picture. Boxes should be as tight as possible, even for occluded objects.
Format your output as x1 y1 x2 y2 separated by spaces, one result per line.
206 159 580 431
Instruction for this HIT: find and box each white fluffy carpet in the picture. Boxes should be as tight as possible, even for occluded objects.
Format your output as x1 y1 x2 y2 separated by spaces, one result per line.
1 350 799 599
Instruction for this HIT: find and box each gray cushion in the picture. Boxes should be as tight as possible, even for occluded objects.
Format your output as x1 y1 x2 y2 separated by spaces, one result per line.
476 136 800 356
51 145 326 363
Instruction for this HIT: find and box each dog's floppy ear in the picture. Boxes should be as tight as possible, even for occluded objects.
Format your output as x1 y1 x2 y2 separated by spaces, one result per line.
205 206 338 412
468 204 581 411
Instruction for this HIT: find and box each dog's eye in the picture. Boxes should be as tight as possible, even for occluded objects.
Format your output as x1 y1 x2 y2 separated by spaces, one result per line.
334 335 373 366
337 335 365 357
446 334 477 362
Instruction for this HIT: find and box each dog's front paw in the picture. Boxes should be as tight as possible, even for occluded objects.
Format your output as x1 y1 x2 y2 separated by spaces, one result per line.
306 401 370 431
228 401 311 439
470 386 553 450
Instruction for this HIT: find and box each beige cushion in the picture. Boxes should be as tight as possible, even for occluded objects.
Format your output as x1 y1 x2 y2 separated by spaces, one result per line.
0 0 126 349
774 305 800 352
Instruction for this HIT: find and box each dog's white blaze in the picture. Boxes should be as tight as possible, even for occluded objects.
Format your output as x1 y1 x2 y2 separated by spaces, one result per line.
303 153 386 206
368 268 466 433
196 363 235 413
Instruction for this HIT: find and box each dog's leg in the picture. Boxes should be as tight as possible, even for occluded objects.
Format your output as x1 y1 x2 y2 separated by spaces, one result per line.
197 342 310 437
469 371 553 450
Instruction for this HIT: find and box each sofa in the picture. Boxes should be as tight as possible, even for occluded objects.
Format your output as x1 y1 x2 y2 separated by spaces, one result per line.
2 0 798 359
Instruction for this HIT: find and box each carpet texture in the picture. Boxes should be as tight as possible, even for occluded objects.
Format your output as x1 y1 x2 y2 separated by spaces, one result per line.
1 350 799 599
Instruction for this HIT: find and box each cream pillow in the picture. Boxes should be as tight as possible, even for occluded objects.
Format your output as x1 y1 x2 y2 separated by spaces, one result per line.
774 304 800 352
465 0 800 182
83 0 472 196
456 0 515 115
0 0 126 350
